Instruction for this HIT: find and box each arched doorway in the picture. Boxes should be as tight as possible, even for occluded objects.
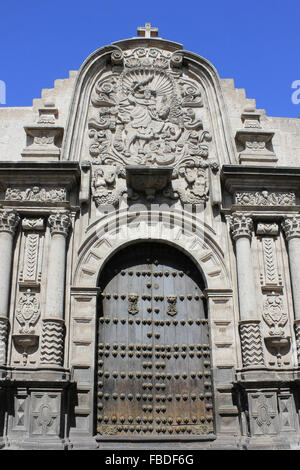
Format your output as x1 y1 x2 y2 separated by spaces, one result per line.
96 242 214 436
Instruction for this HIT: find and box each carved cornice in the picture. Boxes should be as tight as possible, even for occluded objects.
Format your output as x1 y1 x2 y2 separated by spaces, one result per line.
0 209 20 235
48 211 71 237
229 213 253 240
221 166 300 208
282 216 300 240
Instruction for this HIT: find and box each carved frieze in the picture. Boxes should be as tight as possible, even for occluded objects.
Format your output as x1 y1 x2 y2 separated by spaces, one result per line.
5 186 67 203
235 191 296 207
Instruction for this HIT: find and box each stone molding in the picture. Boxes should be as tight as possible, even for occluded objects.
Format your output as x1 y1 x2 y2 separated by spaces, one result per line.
229 213 253 240
48 211 71 237
281 216 300 240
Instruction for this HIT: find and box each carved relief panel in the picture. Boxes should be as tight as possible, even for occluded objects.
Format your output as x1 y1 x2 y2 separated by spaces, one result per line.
254 224 295 368
10 218 46 367
85 47 219 209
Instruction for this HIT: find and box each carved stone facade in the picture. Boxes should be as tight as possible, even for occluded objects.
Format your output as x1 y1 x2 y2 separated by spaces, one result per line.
0 25 300 450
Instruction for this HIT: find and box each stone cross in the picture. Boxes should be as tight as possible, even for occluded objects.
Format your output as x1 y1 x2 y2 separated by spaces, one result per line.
137 23 158 38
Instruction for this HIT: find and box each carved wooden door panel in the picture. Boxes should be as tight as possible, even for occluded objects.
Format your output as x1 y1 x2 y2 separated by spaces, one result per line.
96 243 213 436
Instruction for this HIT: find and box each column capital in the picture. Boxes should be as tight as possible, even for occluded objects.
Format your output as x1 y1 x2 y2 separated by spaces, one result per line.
229 212 253 240
0 209 20 235
48 210 71 237
281 216 300 240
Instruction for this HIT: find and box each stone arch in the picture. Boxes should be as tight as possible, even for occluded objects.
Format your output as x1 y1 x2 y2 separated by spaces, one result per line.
73 209 231 291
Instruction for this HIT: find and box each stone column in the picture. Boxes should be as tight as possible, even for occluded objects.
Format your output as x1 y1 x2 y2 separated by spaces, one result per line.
230 213 264 367
0 209 20 365
40 210 71 367
282 216 300 361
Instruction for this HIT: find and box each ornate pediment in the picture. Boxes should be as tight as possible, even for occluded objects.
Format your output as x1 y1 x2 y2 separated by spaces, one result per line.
87 46 217 207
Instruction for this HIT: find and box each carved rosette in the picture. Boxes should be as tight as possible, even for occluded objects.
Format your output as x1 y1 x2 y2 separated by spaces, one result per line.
48 211 71 237
0 209 20 235
230 213 253 240
40 318 65 366
0 317 8 365
282 216 300 240
239 320 264 367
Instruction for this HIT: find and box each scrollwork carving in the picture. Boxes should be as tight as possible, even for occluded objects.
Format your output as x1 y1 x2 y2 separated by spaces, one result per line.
16 289 40 334
262 293 287 336
92 165 127 207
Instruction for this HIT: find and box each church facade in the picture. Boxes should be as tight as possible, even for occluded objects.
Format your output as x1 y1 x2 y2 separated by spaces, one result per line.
0 25 300 449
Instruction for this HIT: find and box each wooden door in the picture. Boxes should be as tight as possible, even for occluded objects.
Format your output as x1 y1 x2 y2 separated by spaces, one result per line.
96 242 214 436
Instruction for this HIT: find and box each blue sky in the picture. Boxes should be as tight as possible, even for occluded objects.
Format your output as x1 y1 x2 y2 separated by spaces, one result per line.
1 0 300 117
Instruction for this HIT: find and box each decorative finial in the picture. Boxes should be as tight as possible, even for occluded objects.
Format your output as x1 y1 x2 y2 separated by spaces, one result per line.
137 22 159 38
